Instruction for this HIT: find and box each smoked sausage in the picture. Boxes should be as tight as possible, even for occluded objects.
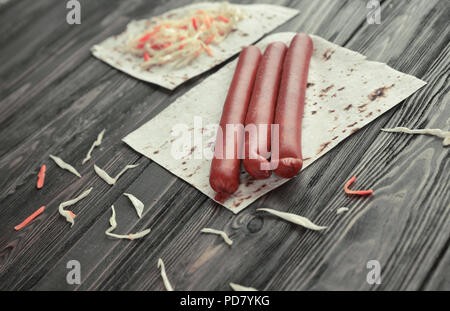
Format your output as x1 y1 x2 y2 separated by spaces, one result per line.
272 33 313 178
243 42 287 179
210 46 262 203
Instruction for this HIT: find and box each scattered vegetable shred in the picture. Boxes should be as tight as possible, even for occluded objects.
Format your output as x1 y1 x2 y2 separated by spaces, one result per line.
200 228 233 245
58 187 92 227
105 205 151 240
336 207 349 215
381 127 450 147
344 176 373 196
123 193 145 218
127 2 243 68
157 258 174 291
36 164 46 189
94 163 139 185
14 206 45 231
50 155 81 178
256 208 327 231
229 283 258 291
82 129 105 165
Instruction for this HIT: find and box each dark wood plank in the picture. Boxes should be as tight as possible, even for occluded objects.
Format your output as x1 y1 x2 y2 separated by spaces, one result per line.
0 0 448 291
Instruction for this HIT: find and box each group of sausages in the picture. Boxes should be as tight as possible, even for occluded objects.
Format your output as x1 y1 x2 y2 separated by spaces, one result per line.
209 33 314 203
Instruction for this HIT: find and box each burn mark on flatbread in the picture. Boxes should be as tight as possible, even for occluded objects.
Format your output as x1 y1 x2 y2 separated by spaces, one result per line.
344 104 352 111
366 112 373 117
332 136 339 140
153 150 159 154
358 103 368 112
321 85 334 93
369 84 395 101
347 122 358 127
307 82 315 88
328 109 335 113
317 142 331 154
311 111 317 115
304 157 311 161
319 84 334 98
337 87 345 91
322 48 335 61
350 128 360 134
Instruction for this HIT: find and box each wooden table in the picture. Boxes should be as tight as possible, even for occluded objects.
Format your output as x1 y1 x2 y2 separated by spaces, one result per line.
0 0 448 291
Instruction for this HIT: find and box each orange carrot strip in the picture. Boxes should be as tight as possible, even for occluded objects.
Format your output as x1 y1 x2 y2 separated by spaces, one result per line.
204 15 211 28
138 25 162 42
14 206 45 231
204 45 214 57
217 15 229 23
68 211 77 218
204 34 215 45
37 164 46 189
344 175 374 196
143 52 150 61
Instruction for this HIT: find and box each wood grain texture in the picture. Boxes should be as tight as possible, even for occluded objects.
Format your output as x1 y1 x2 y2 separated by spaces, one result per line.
0 0 448 291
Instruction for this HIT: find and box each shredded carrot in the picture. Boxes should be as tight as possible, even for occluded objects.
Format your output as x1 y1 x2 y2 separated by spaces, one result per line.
139 25 162 42
218 15 229 23
14 206 45 231
37 164 46 189
204 34 215 45
68 211 77 219
143 52 150 61
204 45 214 56
344 175 374 196
192 17 198 31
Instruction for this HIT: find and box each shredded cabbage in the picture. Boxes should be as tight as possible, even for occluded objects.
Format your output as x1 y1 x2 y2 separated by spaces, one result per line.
58 187 93 227
50 155 81 178
127 2 243 68
82 129 105 165
200 228 233 245
105 205 151 240
94 163 139 185
158 258 174 291
256 208 328 231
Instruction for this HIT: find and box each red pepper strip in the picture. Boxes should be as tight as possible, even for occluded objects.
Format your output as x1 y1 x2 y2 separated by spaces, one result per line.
178 45 184 50
179 36 186 41
344 175 374 196
143 52 150 61
68 211 77 219
37 164 46 189
14 206 45 231
137 43 145 49
192 17 198 31
179 25 188 30
217 15 229 23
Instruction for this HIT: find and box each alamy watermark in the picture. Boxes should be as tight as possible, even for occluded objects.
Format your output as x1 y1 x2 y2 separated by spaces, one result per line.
66 0 81 25
366 260 382 285
66 259 81 285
